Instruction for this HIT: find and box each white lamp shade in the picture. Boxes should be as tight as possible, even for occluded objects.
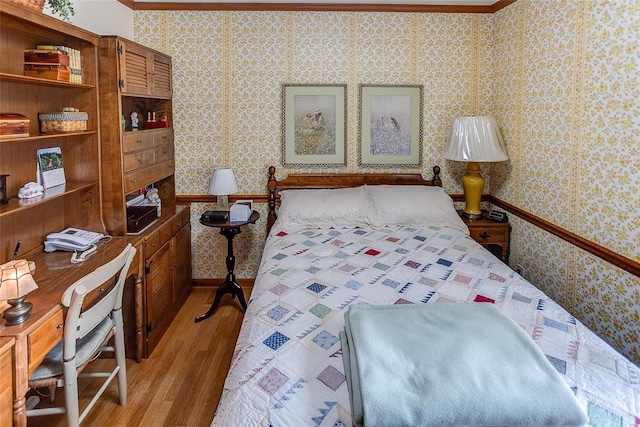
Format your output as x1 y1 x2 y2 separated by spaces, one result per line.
0 259 38 300
444 116 509 162
208 168 238 196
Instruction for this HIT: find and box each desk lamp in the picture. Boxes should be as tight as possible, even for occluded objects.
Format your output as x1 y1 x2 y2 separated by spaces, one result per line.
0 259 38 325
208 168 238 211
444 116 509 219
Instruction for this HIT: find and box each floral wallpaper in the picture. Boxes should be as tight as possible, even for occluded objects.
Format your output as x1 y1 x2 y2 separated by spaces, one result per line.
491 0 639 364
134 1 639 364
134 9 483 281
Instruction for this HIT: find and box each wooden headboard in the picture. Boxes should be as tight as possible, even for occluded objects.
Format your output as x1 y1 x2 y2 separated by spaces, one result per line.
266 165 442 233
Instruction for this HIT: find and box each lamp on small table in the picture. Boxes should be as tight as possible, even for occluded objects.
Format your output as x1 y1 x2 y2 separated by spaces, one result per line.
208 167 238 211
444 116 509 219
0 259 38 325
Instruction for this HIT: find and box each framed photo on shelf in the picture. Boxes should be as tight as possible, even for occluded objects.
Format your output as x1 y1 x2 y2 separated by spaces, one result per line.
282 84 347 167
358 84 423 167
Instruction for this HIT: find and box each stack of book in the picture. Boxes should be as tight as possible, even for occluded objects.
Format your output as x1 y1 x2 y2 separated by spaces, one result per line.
36 45 82 84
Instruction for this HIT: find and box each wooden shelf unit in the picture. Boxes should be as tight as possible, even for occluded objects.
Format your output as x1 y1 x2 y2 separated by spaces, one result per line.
0 2 103 263
98 36 190 358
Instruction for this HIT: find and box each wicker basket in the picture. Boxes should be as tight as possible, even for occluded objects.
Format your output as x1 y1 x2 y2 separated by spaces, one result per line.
39 112 88 133
10 0 45 11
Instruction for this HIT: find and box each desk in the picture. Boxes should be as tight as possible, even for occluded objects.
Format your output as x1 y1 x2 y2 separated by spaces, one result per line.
196 210 260 323
0 238 141 427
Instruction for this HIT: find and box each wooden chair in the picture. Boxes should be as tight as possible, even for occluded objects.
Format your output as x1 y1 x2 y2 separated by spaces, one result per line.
27 244 136 427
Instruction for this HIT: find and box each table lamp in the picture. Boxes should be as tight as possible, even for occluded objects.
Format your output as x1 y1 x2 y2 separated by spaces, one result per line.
444 116 509 219
0 259 38 325
208 167 238 210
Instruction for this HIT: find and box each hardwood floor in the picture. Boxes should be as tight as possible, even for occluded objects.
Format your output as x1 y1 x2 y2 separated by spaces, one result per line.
27 287 245 427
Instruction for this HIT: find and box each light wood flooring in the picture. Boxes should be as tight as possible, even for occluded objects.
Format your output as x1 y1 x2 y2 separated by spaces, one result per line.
28 287 244 427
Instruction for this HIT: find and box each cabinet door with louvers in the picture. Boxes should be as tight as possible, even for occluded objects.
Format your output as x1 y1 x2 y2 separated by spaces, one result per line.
145 238 174 355
151 52 172 98
119 40 152 96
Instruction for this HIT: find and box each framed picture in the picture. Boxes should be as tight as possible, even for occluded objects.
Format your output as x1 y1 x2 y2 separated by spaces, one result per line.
282 84 347 167
358 84 423 167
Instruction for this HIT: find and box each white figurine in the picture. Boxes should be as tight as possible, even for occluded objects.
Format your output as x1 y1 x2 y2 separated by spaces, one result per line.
146 188 161 216
131 111 139 129
18 182 44 199
145 188 161 204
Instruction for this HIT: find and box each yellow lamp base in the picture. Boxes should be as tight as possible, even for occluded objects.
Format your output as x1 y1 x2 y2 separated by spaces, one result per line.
461 162 484 219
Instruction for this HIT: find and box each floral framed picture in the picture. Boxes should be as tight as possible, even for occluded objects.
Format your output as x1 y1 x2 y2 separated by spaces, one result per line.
358 84 423 167
282 84 347 167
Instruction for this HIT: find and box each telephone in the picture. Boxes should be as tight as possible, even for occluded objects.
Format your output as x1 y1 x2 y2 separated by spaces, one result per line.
44 228 105 253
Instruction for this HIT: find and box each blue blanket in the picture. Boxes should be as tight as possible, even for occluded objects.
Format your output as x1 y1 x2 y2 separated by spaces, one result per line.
340 303 587 427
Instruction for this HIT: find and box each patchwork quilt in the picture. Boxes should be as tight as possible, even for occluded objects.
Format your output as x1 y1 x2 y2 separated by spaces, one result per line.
212 225 640 427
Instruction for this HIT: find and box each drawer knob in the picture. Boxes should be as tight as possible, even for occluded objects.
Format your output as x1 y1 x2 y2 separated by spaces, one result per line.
479 232 491 240
57 324 63 329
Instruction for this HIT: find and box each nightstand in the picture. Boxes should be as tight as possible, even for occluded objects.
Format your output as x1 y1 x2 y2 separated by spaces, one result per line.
196 210 260 322
459 210 510 263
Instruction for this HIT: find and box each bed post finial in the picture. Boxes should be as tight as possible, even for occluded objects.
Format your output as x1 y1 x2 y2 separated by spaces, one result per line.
432 166 442 187
267 166 277 232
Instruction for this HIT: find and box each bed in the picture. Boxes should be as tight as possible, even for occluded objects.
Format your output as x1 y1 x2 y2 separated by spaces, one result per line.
212 166 639 426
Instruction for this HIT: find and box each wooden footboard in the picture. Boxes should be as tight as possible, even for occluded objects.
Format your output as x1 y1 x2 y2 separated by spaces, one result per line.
266 165 442 233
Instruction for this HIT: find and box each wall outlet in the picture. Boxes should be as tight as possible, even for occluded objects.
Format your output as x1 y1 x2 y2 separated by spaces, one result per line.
516 264 525 277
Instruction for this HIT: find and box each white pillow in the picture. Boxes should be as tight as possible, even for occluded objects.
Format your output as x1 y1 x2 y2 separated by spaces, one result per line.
365 185 469 234
275 186 371 230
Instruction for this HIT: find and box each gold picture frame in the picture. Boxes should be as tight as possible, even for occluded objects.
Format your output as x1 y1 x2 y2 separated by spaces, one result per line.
358 84 423 167
282 84 347 167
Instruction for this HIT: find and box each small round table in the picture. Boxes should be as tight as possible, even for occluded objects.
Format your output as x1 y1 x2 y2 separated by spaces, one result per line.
195 210 260 323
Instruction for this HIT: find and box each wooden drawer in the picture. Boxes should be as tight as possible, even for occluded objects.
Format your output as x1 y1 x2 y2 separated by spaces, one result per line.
172 212 184 235
469 227 507 244
123 131 154 153
28 310 64 376
123 148 155 173
154 128 173 146
159 221 173 246
145 230 162 259
154 143 174 164
124 160 174 194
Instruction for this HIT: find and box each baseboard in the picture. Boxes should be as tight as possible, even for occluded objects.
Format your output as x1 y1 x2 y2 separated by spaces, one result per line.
192 278 254 291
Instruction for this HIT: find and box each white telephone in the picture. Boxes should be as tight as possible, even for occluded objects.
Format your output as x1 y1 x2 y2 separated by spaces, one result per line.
44 228 107 263
44 228 104 252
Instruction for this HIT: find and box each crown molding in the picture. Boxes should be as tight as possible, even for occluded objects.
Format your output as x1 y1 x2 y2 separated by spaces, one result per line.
118 0 516 13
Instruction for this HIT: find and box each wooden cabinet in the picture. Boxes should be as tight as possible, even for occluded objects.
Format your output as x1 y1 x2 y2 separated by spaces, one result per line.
0 3 103 263
144 206 191 356
0 338 13 427
461 210 510 263
172 211 192 304
98 35 190 358
98 36 175 236
118 39 172 98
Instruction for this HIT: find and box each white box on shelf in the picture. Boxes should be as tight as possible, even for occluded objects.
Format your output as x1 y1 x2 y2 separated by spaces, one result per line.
235 199 253 211
230 203 251 222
